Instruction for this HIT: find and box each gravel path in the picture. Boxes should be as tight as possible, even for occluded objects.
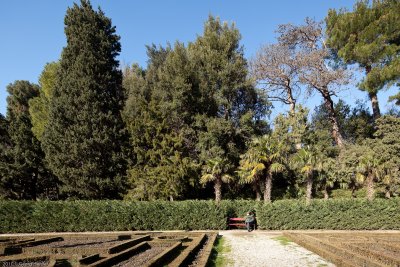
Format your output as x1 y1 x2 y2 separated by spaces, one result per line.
220 230 335 267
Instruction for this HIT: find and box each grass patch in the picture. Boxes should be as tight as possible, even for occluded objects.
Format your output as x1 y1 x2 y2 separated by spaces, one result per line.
206 235 233 267
272 235 292 246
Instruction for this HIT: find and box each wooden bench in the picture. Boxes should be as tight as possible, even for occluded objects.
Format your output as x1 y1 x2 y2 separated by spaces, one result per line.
228 217 246 229
228 217 256 230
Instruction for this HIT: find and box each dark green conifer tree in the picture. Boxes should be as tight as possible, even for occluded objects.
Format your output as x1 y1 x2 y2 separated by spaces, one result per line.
0 113 10 198
373 115 400 197
123 16 268 201
0 81 44 199
42 0 128 199
311 100 374 145
326 0 400 119
189 16 269 200
0 114 8 150
123 44 199 200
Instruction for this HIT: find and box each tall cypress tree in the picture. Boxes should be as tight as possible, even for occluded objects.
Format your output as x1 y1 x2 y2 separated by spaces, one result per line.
0 81 43 199
42 0 127 199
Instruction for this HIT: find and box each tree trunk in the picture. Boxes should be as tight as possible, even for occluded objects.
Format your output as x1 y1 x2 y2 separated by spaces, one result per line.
264 173 272 203
385 190 391 199
351 185 356 198
288 95 302 150
365 65 381 120
306 174 313 205
214 177 222 203
366 172 375 201
323 92 344 148
368 91 381 120
252 182 261 201
323 185 329 200
288 92 296 116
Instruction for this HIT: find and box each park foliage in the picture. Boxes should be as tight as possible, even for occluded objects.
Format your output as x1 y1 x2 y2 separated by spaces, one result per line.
0 0 399 204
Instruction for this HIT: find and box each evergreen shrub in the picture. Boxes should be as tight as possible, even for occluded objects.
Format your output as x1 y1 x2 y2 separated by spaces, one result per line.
0 199 399 233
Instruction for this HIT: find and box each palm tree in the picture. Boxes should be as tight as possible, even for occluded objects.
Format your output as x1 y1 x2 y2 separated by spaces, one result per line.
337 144 366 198
315 156 336 200
200 158 233 202
356 149 384 201
238 135 286 202
291 147 320 204
237 146 263 201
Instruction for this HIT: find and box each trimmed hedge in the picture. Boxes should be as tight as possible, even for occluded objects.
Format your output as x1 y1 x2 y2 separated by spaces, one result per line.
258 198 400 230
0 199 399 233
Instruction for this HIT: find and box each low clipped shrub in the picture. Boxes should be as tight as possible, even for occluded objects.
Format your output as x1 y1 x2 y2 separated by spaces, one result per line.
0 198 399 233
0 200 227 233
256 198 400 230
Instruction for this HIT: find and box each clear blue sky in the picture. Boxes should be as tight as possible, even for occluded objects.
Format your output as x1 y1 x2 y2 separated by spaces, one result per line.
0 0 397 117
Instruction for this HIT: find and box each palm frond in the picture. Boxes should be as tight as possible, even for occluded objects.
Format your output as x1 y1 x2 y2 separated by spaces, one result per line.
200 174 215 184
270 162 285 174
221 174 234 183
251 163 266 175
301 165 313 175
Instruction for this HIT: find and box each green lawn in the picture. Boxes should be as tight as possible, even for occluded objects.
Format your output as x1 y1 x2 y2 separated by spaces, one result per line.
207 236 233 267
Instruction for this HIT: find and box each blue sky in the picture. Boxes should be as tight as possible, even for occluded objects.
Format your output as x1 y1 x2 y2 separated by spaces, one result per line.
0 0 397 117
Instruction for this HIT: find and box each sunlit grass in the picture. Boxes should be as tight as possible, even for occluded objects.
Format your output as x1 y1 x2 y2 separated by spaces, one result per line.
272 235 292 246
207 236 233 267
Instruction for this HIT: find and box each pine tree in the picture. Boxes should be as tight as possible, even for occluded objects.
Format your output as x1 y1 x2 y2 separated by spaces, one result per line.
123 43 199 200
0 81 44 199
190 16 268 200
123 16 267 201
42 0 128 199
189 15 267 125
326 0 400 119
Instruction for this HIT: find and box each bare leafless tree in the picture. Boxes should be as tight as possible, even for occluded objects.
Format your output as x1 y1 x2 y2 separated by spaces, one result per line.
251 43 300 116
277 18 350 147
277 17 321 50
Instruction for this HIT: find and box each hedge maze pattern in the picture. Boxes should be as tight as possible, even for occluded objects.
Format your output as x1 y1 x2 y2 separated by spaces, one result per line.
284 231 400 267
0 231 217 267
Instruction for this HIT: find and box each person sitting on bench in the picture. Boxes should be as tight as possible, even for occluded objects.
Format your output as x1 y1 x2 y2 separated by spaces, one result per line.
245 211 255 232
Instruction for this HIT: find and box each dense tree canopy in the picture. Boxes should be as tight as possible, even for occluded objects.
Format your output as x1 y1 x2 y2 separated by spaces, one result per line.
41 0 128 199
123 16 268 201
1 1 399 201
0 81 46 199
326 0 400 118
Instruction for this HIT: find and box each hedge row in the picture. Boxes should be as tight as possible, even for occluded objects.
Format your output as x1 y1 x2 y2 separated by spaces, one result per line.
0 199 399 233
257 198 400 230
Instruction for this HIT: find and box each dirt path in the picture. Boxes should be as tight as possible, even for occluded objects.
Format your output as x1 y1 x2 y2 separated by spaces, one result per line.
219 230 335 267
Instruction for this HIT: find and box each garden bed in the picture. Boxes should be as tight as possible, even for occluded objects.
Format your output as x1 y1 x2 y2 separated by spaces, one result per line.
0 231 217 266
284 231 400 266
